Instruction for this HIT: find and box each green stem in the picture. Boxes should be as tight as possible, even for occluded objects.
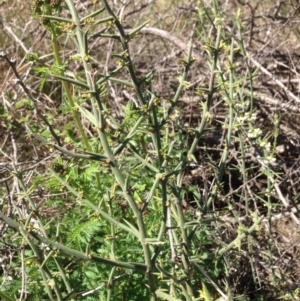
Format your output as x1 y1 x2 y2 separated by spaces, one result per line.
0 210 147 272
187 19 222 158
51 29 90 151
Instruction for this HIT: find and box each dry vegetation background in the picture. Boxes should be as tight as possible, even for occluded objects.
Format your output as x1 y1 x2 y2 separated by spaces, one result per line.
2 0 300 300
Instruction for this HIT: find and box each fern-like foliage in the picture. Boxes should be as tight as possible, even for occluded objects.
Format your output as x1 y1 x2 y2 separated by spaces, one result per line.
66 217 104 250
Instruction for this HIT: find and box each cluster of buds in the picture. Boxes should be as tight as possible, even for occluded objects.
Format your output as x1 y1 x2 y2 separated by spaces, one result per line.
31 0 62 14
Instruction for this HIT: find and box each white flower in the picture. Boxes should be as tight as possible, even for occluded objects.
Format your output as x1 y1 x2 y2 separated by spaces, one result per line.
260 141 271 152
236 116 246 123
244 112 257 121
247 128 262 138
235 100 250 112
263 155 276 165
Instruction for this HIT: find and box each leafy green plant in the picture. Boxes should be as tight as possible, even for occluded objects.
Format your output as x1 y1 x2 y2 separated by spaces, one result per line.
1 0 295 300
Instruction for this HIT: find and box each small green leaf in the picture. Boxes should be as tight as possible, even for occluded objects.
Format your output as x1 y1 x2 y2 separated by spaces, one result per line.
0 291 14 301
15 98 34 109
75 103 98 126
155 289 182 301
